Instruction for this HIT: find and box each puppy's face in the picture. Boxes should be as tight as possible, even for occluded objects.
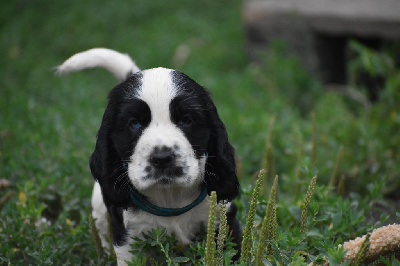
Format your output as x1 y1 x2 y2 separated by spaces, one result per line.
91 68 238 207
111 68 209 191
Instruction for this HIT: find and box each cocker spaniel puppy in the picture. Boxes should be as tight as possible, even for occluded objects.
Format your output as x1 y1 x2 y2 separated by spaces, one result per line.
57 48 241 265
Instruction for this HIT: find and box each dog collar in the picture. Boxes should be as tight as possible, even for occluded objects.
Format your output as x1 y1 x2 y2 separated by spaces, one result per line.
128 185 208 217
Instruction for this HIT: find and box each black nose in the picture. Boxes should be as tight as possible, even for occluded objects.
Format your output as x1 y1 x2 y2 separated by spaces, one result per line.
150 147 175 168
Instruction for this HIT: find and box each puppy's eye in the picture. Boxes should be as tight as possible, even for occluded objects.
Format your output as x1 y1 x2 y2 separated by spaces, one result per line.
178 116 193 127
130 119 142 130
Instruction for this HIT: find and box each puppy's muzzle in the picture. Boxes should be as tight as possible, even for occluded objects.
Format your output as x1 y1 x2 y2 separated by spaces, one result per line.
148 146 184 180
150 146 176 168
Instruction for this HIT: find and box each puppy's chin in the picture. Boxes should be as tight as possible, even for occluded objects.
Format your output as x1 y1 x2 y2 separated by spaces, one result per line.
128 173 203 192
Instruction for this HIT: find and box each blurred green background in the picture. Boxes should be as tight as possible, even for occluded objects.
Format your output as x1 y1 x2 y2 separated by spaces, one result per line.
1 0 399 264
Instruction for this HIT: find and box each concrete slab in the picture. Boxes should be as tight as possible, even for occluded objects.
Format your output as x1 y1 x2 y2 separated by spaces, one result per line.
245 0 400 38
243 0 400 83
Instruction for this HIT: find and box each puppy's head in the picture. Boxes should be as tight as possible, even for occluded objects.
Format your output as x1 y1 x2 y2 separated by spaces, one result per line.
90 68 238 207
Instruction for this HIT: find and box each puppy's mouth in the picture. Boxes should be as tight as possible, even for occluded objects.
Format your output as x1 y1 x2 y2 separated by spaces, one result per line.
147 165 184 177
145 165 185 184
156 177 174 186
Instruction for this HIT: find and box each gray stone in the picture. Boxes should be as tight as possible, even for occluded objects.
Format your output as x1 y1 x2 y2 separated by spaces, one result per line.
243 0 400 83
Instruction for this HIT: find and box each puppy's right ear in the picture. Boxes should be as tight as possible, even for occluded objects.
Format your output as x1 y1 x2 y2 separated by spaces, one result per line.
89 101 116 184
89 142 105 183
89 145 101 182
88 97 131 208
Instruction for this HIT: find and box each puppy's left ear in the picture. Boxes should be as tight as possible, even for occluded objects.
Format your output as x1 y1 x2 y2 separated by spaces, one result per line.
205 103 239 202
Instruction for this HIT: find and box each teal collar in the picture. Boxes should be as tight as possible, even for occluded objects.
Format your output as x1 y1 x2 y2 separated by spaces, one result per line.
129 185 208 217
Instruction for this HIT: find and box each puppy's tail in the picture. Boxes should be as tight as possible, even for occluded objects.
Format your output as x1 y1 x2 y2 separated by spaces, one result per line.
56 48 140 82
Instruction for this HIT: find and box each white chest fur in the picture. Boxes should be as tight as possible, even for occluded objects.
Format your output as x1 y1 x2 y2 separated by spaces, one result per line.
114 196 211 265
124 196 210 244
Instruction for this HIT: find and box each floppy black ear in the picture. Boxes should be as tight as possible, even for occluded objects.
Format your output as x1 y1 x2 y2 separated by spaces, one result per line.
89 143 102 183
205 102 239 202
170 70 239 202
89 88 132 208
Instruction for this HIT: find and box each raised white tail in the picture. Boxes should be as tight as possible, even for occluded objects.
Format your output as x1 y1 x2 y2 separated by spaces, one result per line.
56 48 140 82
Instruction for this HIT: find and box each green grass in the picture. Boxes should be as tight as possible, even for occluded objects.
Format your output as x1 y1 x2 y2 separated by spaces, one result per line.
1 0 399 264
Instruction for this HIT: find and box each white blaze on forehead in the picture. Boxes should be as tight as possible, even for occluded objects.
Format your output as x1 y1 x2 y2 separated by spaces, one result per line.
137 68 177 122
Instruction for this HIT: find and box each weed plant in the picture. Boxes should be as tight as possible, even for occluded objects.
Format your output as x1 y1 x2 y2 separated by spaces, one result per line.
1 0 399 264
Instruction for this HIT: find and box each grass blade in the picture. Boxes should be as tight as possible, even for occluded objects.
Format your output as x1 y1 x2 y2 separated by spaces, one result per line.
89 214 104 263
106 212 117 260
352 233 371 266
330 145 344 190
311 112 317 164
261 116 276 196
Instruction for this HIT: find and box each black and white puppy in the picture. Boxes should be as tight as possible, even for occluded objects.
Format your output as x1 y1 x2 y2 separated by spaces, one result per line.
57 48 241 265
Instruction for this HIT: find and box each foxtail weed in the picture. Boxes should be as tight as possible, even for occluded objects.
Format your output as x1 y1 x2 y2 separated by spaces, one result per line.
256 175 278 265
205 191 217 266
300 175 317 234
216 203 228 266
240 169 266 264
